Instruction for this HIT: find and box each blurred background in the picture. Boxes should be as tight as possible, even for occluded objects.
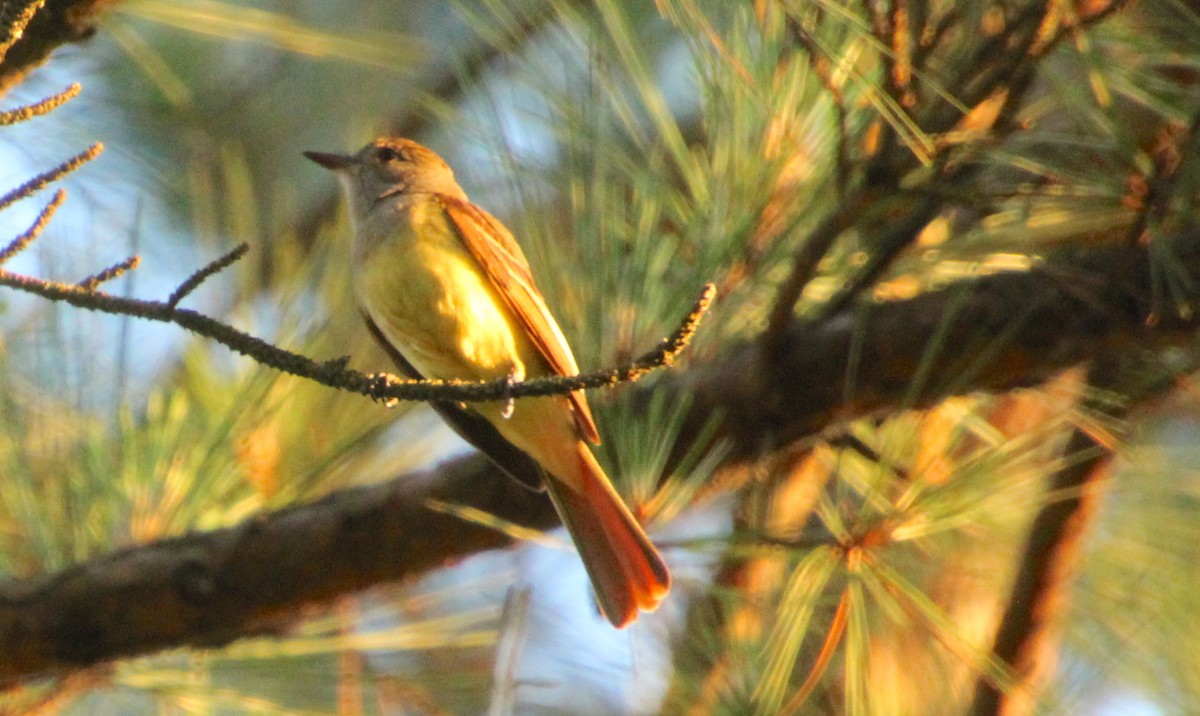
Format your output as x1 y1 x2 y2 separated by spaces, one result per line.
1 1 1200 714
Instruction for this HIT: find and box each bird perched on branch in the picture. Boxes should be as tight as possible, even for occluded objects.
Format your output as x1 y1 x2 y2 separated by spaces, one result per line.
305 137 670 627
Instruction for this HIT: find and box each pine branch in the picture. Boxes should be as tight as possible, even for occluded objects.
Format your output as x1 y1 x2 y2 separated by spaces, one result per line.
0 260 716 404
967 345 1176 715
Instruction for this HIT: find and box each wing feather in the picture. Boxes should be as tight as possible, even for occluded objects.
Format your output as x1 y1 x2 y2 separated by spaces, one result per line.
436 194 600 444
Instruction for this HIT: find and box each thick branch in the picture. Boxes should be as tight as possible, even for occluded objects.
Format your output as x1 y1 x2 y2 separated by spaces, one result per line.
970 427 1113 716
0 456 557 686
970 350 1174 715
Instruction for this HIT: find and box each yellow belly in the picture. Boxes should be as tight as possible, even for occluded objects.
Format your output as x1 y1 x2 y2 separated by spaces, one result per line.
355 206 526 382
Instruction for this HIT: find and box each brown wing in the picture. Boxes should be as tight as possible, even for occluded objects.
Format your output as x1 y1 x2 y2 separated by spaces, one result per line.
362 311 546 491
436 193 601 444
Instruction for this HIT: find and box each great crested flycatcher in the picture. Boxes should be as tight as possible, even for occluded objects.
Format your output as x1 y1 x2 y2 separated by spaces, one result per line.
304 137 670 627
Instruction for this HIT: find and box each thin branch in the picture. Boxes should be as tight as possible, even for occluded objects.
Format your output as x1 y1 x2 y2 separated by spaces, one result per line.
941 2 1049 123
924 1 1128 138
0 264 717 404
0 143 101 213
812 192 942 319
76 255 138 290
0 188 63 264
761 188 872 357
167 242 249 308
0 82 78 125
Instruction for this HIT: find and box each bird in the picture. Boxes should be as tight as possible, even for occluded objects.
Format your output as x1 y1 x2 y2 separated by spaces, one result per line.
304 137 670 627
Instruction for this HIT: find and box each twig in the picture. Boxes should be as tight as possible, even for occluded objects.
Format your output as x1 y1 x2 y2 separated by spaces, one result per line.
0 82 79 125
0 143 102 212
0 188 63 264
77 256 139 290
813 193 942 319
925 1 1127 138
167 242 249 308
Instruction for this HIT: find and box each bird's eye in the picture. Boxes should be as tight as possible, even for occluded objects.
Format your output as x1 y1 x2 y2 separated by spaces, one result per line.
376 147 404 163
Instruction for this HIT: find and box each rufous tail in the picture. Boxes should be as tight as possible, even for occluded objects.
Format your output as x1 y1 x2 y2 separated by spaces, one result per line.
542 444 671 628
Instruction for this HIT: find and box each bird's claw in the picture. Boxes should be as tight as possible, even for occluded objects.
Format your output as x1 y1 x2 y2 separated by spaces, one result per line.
367 372 400 408
500 369 518 419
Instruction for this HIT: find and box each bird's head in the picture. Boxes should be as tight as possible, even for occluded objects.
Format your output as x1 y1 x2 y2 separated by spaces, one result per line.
304 137 466 218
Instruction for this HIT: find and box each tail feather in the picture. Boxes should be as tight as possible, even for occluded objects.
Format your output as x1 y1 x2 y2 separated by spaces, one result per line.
543 446 670 627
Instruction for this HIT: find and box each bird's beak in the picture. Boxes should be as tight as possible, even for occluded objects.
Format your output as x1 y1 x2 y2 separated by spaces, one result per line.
303 150 353 171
